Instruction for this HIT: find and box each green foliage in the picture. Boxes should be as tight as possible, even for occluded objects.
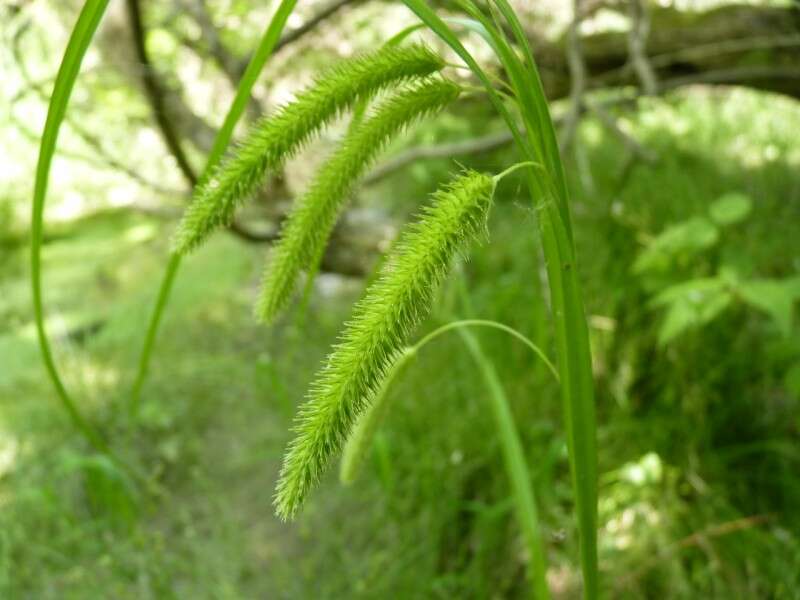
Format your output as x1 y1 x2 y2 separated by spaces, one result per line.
21 1 800 597
633 216 720 275
256 78 461 322
402 5 599 594
637 192 799 344
172 43 445 255
62 452 140 530
709 192 752 226
274 170 495 520
737 277 800 337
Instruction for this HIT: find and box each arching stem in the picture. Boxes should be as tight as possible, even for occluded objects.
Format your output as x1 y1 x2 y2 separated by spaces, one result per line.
128 0 298 417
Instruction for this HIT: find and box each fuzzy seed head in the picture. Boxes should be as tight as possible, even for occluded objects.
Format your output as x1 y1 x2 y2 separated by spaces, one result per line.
255 78 462 323
339 346 417 485
171 44 445 255
274 170 495 520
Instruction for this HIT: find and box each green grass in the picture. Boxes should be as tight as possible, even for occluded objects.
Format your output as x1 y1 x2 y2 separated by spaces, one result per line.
402 2 598 595
4 83 799 594
15 0 800 595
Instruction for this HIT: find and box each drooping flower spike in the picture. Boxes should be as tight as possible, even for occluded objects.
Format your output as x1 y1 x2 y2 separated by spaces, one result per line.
274 170 495 520
255 78 461 323
172 43 445 255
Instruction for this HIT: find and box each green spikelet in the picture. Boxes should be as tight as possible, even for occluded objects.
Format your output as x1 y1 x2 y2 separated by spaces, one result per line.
274 170 495 520
339 346 416 485
171 44 445 255
255 78 461 322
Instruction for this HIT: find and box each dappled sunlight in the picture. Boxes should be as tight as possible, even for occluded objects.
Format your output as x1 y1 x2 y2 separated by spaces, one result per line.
2 0 798 596
601 453 667 552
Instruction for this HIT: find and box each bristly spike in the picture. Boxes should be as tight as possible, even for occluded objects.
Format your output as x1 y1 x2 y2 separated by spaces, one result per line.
255 78 462 323
171 43 445 255
339 346 417 485
273 169 495 520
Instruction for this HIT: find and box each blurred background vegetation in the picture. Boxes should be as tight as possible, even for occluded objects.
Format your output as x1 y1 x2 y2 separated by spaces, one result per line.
1 0 799 597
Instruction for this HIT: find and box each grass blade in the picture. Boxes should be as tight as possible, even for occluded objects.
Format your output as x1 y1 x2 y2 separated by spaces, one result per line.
401 0 527 152
458 328 550 600
129 0 298 415
31 0 111 450
404 3 599 596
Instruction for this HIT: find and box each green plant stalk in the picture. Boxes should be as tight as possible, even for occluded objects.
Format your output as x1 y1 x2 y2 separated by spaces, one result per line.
458 328 550 600
340 318 559 485
338 317 557 598
400 2 598 597
413 319 559 381
30 0 163 494
128 0 298 416
31 0 111 451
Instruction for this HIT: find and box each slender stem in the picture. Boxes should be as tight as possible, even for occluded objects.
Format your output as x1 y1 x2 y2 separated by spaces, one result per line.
493 161 542 183
129 253 181 415
128 0 299 415
412 319 559 381
31 0 111 451
458 328 551 600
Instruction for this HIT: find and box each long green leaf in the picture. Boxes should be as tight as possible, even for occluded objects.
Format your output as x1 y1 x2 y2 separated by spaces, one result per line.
129 0 298 414
31 0 111 450
338 315 557 599
463 5 598 597
402 2 599 597
459 329 550 600
401 0 527 152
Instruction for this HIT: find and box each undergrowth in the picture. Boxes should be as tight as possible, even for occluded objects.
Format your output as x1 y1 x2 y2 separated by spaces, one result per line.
11 0 799 597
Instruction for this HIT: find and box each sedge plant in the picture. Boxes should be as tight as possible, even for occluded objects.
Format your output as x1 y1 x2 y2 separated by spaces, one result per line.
32 1 598 598
337 317 559 598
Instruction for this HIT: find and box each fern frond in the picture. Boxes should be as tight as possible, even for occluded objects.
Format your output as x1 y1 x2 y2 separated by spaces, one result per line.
274 169 495 520
172 43 445 254
255 78 461 322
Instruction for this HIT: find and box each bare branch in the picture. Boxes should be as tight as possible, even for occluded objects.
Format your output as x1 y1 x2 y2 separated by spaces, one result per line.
363 131 514 185
591 102 657 163
125 0 280 243
626 0 658 95
562 0 588 151
278 0 360 51
125 0 199 187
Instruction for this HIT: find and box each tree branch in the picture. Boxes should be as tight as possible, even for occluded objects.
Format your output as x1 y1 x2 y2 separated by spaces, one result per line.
125 0 281 243
125 0 198 187
362 131 515 185
626 0 658 95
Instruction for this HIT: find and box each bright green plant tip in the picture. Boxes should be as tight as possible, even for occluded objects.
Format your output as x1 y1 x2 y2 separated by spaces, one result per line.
255 77 462 323
274 170 495 520
171 43 445 255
